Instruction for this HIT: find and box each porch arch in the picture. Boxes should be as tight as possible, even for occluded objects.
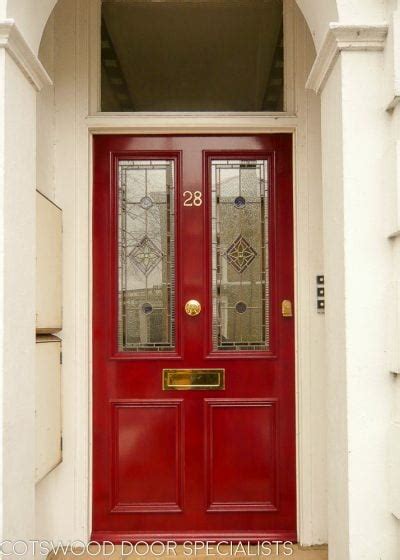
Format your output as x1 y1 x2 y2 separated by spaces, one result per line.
6 0 340 55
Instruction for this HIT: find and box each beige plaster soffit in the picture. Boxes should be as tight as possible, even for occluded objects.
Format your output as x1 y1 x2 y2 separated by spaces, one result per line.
0 19 52 92
306 23 388 94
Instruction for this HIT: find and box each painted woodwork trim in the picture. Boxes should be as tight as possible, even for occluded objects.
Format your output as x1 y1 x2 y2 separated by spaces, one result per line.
86 114 298 134
306 23 389 94
0 19 52 91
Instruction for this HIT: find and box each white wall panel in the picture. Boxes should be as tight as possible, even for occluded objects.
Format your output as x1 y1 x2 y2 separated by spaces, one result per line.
37 12 56 202
389 422 400 520
0 48 37 550
36 191 62 333
35 336 62 483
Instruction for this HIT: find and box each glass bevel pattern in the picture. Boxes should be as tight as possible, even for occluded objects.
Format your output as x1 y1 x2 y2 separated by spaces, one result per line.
212 160 269 351
118 160 175 351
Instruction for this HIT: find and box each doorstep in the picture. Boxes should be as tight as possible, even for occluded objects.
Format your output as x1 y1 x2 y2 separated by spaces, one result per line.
50 544 328 560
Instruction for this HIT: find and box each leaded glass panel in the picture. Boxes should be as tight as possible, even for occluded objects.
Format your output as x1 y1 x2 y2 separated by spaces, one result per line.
211 160 269 351
118 160 175 351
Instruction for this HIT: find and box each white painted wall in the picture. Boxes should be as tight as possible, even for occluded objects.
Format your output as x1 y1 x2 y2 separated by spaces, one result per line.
319 39 400 560
36 13 55 202
35 0 90 546
0 48 37 555
5 0 60 54
0 45 5 552
295 0 338 48
292 3 327 545
383 5 400 553
344 51 397 559
320 59 349 560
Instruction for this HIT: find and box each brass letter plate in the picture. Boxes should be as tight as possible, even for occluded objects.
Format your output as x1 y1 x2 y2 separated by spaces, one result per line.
163 369 225 391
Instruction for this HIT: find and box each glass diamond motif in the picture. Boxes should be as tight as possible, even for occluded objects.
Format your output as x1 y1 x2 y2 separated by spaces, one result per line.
225 235 257 274
129 235 163 276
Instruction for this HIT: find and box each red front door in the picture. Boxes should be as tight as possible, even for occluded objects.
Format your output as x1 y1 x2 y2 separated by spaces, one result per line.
92 135 296 542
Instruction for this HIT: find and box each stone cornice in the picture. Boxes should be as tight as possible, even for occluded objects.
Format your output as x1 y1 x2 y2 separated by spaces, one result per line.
0 19 52 91
306 23 388 94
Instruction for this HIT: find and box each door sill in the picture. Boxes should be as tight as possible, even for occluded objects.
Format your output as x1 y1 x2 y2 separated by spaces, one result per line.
91 531 297 543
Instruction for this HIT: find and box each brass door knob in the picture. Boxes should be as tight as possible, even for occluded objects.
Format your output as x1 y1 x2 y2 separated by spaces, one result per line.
185 299 202 316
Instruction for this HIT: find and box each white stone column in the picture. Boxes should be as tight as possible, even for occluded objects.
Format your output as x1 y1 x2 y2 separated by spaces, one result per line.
308 24 399 560
0 20 51 558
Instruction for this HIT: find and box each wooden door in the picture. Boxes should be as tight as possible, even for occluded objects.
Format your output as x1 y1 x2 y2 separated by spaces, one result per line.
92 135 296 542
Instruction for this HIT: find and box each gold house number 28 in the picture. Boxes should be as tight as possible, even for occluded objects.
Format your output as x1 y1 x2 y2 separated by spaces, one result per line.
183 190 203 207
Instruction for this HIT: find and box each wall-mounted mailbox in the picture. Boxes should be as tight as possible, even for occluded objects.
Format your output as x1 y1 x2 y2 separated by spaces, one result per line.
35 335 62 483
36 191 62 333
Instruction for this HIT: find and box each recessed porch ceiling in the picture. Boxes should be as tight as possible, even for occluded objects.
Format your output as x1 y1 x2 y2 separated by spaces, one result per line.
101 0 284 112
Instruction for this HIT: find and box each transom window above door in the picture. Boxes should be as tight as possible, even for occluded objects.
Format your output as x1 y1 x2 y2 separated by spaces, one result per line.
101 0 285 112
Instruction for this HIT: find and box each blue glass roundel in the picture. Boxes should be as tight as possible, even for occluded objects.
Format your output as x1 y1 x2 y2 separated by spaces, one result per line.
235 301 247 314
141 302 153 315
234 196 246 209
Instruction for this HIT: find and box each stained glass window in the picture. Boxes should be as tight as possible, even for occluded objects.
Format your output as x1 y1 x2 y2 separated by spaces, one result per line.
211 160 269 351
118 160 175 351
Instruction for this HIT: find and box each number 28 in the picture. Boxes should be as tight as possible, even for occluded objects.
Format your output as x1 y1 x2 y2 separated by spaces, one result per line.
183 190 203 207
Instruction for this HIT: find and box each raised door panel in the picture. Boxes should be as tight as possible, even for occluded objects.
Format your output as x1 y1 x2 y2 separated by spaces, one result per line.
111 400 184 513
205 399 278 512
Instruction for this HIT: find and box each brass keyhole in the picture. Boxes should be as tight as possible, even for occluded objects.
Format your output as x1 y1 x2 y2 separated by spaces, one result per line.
185 300 202 317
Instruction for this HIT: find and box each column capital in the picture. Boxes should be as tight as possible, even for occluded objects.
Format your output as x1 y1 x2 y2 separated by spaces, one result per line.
0 19 52 91
306 23 388 94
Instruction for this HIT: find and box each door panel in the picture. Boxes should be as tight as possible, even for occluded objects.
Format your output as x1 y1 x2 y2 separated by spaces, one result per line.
205 399 278 512
93 135 295 541
111 400 184 513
